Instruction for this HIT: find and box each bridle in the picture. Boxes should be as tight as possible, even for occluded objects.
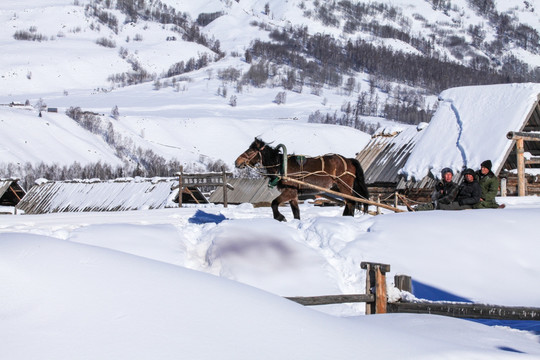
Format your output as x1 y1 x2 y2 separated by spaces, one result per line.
238 145 265 167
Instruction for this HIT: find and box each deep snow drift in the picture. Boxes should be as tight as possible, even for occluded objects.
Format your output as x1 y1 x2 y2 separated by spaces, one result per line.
1 197 540 359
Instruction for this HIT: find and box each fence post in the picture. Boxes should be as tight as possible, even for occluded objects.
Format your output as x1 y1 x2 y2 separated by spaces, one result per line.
221 166 228 208
178 166 183 208
361 262 390 314
500 177 507 197
394 274 412 293
516 138 526 196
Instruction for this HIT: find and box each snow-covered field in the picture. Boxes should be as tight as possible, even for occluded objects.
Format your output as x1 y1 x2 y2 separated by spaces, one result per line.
2 196 540 359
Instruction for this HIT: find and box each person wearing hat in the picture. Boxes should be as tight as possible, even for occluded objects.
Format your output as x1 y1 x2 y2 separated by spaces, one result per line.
438 168 481 210
414 167 459 211
473 160 502 209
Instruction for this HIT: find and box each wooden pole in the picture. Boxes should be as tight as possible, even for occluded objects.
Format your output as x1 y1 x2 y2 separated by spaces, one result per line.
364 263 373 315
394 191 398 209
374 266 387 314
361 262 391 314
516 138 526 196
281 176 405 213
178 166 183 208
221 166 228 208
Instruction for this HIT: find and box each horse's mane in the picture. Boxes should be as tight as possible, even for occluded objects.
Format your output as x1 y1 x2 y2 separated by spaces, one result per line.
262 146 281 168
254 138 282 170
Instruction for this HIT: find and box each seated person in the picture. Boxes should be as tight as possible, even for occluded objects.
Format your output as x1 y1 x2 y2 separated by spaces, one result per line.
439 168 481 210
414 167 459 211
473 160 501 209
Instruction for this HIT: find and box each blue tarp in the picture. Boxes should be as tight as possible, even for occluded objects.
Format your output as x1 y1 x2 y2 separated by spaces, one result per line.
188 210 227 224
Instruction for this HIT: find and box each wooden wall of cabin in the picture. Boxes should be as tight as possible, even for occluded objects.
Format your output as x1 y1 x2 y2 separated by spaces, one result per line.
500 173 540 196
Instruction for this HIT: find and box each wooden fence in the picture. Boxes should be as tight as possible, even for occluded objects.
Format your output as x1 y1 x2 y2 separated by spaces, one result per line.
286 261 540 321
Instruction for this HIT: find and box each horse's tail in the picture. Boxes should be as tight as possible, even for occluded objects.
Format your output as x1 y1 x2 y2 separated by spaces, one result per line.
351 158 370 213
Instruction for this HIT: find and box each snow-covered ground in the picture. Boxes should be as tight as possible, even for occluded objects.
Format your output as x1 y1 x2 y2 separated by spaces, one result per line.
2 196 540 359
2 1 540 357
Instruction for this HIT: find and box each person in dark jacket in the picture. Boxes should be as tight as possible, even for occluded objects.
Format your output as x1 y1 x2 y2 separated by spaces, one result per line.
414 167 459 211
473 160 501 209
439 168 481 210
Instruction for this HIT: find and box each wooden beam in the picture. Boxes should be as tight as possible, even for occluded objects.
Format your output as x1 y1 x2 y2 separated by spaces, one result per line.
9 185 22 201
281 176 405 213
507 131 540 141
286 294 374 306
360 262 391 273
525 158 540 165
185 188 200 204
387 301 540 321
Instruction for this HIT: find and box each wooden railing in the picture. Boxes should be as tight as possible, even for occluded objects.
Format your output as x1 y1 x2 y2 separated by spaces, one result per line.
286 261 540 321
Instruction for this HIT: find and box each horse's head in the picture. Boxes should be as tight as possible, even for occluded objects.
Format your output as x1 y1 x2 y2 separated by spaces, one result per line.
235 137 267 168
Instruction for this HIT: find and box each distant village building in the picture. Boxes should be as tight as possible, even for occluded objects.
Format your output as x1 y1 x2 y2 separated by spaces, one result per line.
15 177 195 214
0 179 26 213
356 124 427 201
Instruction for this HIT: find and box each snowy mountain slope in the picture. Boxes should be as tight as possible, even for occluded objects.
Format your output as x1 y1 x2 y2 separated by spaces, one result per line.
0 0 539 179
0 103 371 171
0 106 124 167
2 0 539 97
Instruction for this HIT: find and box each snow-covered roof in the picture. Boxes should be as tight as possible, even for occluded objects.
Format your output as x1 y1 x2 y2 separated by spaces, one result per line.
356 124 426 185
16 178 179 214
400 83 540 181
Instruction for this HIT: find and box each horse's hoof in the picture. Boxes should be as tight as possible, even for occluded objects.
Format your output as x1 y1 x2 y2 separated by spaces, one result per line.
275 215 287 222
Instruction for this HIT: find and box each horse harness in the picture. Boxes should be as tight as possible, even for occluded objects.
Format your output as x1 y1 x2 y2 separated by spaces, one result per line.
243 146 356 190
288 154 356 182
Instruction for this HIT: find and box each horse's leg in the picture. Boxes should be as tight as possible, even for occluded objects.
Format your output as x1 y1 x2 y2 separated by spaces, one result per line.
342 200 355 216
271 188 296 222
336 180 356 217
290 197 300 220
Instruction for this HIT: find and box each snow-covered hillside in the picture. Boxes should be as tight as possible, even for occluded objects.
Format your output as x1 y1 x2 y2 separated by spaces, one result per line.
1 0 539 97
1 0 539 177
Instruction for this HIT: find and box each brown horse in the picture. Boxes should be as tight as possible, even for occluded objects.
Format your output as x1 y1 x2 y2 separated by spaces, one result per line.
235 138 370 221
